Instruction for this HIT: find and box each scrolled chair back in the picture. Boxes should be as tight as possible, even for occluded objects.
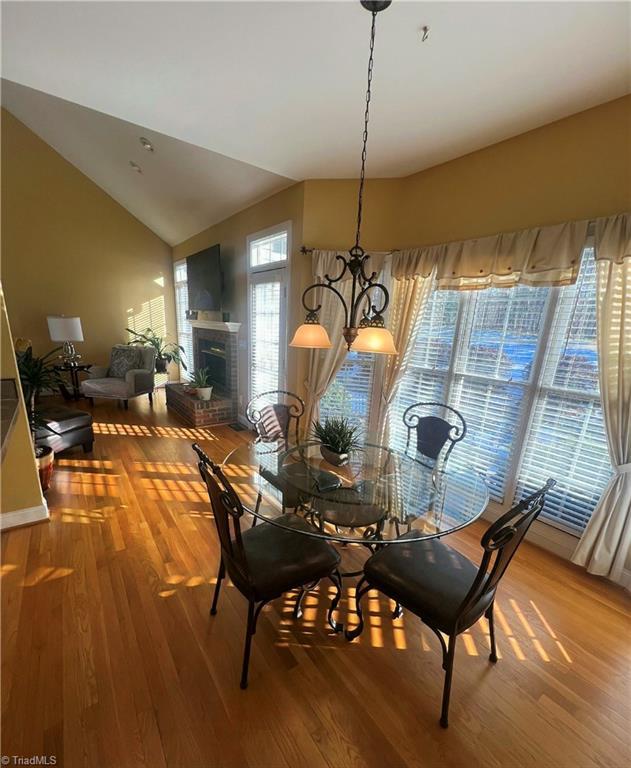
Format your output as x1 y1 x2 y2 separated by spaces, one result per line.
456 478 556 631
402 401 467 465
192 443 250 584
246 390 305 444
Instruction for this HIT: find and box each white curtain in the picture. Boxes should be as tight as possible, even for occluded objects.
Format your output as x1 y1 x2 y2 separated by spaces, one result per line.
393 220 590 289
376 264 435 443
573 213 631 585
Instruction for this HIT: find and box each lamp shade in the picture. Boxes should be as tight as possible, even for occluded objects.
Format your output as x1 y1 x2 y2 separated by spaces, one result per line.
47 315 84 342
289 322 332 349
352 326 397 355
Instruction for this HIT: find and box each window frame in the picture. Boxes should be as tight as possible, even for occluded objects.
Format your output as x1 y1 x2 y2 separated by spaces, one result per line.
246 221 291 403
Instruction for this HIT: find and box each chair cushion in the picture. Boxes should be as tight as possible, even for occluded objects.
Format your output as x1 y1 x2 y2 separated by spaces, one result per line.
240 514 340 601
415 416 452 460
82 377 129 398
35 405 92 435
365 533 493 633
313 486 386 529
257 403 290 441
108 345 142 378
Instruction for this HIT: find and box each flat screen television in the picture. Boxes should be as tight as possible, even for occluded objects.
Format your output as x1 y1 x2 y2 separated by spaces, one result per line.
187 244 222 312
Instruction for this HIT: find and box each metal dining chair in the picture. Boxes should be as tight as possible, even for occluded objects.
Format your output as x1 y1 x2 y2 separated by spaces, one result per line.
346 478 556 727
246 389 305 445
402 401 467 467
192 443 343 690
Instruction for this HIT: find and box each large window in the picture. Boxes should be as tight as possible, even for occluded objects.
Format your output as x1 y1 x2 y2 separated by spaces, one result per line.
320 350 375 437
173 259 194 378
515 253 611 532
326 248 610 534
247 225 289 400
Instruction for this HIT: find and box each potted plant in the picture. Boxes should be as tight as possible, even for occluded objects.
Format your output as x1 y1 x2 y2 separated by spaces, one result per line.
126 327 187 374
189 368 213 401
15 345 62 491
312 417 361 467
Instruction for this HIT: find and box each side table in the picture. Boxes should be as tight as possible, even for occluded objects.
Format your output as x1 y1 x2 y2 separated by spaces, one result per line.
54 362 92 401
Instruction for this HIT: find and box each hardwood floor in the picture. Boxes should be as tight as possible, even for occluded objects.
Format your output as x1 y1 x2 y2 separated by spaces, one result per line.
2 395 630 768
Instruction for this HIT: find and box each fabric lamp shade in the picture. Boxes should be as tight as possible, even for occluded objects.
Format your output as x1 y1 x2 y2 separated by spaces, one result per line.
47 315 84 342
289 323 332 349
352 326 397 355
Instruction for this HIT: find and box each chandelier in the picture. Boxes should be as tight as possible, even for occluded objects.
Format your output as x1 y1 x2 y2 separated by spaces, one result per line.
290 0 397 355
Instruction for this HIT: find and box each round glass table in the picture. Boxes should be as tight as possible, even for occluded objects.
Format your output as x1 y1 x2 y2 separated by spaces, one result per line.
223 441 489 545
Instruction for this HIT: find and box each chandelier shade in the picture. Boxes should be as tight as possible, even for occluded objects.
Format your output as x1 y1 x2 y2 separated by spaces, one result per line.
352 326 397 355
289 321 332 349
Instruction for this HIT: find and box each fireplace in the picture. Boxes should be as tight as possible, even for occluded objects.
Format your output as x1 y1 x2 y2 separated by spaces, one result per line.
197 339 227 393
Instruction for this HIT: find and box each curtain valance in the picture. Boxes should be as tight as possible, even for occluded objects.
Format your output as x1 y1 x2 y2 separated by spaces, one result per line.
594 212 631 263
392 219 590 289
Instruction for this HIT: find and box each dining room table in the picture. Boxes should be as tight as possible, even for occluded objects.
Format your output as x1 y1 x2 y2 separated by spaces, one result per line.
223 439 490 576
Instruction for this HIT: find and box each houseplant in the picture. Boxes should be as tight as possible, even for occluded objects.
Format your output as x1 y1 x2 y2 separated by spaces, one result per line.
312 417 361 467
15 345 62 490
189 368 213 401
126 327 187 374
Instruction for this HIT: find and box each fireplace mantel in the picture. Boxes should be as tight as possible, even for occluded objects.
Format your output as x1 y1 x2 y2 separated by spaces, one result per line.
189 320 241 334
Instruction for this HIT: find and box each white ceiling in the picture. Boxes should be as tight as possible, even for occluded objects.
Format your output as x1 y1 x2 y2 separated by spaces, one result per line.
1 79 293 245
2 1 630 242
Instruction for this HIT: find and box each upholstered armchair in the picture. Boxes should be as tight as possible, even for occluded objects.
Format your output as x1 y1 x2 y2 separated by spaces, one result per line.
81 344 157 408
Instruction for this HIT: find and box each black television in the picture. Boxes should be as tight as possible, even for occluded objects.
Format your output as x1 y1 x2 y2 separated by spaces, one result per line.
187 244 222 312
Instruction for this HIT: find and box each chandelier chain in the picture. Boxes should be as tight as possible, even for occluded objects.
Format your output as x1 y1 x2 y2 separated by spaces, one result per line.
355 9 378 249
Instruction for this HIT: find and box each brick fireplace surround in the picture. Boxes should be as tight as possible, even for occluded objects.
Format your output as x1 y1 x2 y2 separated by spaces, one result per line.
165 321 240 428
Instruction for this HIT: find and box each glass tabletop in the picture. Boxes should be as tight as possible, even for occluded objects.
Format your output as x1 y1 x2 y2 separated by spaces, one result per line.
223 440 489 544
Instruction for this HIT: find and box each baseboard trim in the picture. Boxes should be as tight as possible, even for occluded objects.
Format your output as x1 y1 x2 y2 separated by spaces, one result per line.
0 500 49 531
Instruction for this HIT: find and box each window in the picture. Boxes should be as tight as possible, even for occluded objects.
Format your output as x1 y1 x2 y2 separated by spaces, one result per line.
320 350 375 437
330 247 610 534
248 225 289 400
173 259 193 377
515 251 611 533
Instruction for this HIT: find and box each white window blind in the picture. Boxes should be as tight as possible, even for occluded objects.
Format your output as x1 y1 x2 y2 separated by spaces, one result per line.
448 285 548 501
389 289 458 452
515 250 611 533
173 260 193 377
250 277 283 397
320 350 375 437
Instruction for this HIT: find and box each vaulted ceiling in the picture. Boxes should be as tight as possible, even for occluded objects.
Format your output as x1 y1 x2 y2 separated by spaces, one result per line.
2 1 629 244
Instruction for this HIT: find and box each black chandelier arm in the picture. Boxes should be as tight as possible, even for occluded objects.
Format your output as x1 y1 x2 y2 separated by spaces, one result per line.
324 254 349 285
300 282 349 328
359 255 378 285
349 281 390 328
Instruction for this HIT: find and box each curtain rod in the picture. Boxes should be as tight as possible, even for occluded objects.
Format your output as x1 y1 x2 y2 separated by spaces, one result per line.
300 246 397 255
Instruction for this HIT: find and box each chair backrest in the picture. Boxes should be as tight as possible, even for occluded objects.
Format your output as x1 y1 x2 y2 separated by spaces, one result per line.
246 390 305 444
136 345 157 372
456 478 556 629
402 401 466 464
192 442 250 585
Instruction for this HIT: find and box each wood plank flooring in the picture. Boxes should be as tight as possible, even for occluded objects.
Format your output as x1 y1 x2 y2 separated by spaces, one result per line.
2 396 630 768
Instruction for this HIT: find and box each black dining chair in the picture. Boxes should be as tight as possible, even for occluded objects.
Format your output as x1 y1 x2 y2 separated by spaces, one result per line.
402 401 467 467
346 478 556 727
246 389 305 445
192 443 343 690
246 390 308 518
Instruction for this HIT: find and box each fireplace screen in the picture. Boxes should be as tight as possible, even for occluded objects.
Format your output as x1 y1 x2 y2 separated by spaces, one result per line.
197 339 227 393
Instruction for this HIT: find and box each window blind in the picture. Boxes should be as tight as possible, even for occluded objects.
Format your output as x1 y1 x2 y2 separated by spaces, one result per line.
250 278 282 398
320 350 375 437
515 250 611 533
448 285 548 501
173 260 193 376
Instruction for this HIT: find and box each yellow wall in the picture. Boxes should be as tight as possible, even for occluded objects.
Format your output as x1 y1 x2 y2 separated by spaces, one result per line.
1 110 176 369
172 182 307 407
1 285 45 517
397 94 631 247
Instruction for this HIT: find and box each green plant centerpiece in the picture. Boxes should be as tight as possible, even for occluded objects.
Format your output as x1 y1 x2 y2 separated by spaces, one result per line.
126 327 187 374
15 345 63 490
312 416 361 467
188 367 213 401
